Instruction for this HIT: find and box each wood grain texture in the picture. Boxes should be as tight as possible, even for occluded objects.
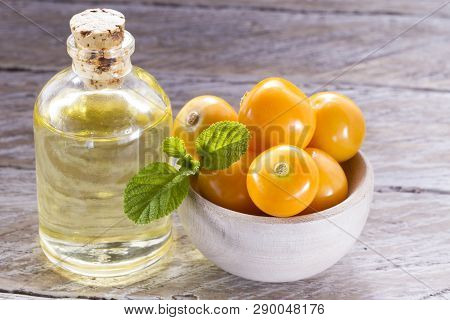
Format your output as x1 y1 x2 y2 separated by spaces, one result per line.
0 166 449 299
2 1 450 91
0 0 449 299
33 0 450 17
0 293 50 300
2 71 449 191
178 152 373 282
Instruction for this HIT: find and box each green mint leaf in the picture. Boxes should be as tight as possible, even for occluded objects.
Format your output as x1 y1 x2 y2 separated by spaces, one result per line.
124 162 190 224
177 154 201 174
195 121 250 170
189 158 201 173
163 136 186 158
123 121 249 224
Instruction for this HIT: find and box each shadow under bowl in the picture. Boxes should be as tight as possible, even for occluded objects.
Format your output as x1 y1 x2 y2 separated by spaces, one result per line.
177 151 374 282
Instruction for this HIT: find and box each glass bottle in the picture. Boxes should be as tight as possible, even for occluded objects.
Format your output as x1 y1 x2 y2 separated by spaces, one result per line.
34 9 173 277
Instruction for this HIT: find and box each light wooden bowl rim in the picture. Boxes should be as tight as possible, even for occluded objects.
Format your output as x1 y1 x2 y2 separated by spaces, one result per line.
188 151 373 225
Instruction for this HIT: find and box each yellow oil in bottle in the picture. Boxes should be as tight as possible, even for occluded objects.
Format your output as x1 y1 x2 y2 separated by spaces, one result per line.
35 86 173 276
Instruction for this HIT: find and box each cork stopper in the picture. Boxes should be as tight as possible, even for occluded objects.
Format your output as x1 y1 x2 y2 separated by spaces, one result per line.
68 9 134 89
70 8 125 50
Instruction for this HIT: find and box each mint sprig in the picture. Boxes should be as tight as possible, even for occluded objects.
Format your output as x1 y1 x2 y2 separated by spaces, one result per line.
124 121 250 224
196 121 250 170
124 163 189 224
177 154 201 174
163 136 186 158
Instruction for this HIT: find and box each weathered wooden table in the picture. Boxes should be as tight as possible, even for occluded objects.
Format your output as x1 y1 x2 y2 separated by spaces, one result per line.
1 0 449 299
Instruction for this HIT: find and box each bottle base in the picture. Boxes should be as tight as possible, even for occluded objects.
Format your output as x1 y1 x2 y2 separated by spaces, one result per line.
40 230 172 277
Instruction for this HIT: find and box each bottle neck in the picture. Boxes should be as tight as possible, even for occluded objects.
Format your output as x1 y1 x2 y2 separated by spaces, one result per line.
67 31 135 89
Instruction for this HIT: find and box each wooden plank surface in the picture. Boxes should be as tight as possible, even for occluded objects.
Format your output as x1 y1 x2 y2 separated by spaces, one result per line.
32 0 450 18
1 170 449 299
2 71 449 191
3 1 450 91
0 0 449 299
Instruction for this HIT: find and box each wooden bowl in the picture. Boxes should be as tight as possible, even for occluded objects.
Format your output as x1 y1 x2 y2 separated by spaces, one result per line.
177 151 374 282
